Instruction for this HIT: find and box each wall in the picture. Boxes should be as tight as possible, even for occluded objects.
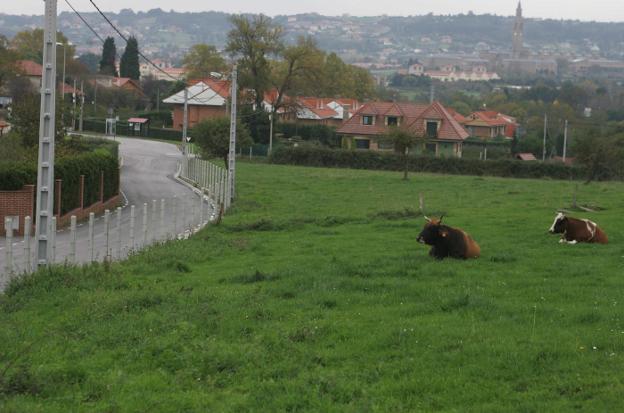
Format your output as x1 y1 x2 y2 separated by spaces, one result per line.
172 104 227 130
0 185 35 236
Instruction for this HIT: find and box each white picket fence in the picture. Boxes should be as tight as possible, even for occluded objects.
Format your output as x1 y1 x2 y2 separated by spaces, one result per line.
0 156 230 290
180 156 231 211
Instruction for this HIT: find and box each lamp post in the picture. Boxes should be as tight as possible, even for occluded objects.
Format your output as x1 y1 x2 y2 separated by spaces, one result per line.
56 42 66 100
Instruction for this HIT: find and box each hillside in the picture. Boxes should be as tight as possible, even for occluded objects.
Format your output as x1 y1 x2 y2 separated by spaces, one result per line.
1 9 624 63
1 163 623 411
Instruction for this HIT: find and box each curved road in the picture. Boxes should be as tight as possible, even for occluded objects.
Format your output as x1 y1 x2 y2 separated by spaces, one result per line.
1 137 213 288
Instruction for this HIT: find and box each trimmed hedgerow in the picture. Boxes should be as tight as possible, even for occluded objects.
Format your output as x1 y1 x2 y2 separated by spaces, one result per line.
270 146 591 181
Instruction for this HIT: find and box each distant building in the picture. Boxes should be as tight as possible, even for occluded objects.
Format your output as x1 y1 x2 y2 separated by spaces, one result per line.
458 111 518 139
512 2 528 59
92 76 144 96
162 79 230 130
15 60 43 90
275 97 362 127
337 101 469 158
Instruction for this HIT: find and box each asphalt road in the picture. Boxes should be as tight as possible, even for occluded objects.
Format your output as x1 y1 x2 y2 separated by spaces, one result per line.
0 136 214 289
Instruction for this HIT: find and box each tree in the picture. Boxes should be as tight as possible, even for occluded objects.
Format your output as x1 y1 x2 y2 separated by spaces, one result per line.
574 131 624 183
385 127 421 180
0 35 18 90
100 37 118 77
9 93 65 147
182 44 227 79
193 117 252 168
120 36 140 80
226 14 283 110
266 36 325 137
78 53 100 73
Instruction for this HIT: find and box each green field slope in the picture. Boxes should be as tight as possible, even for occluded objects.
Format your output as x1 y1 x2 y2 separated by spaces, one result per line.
2 163 624 412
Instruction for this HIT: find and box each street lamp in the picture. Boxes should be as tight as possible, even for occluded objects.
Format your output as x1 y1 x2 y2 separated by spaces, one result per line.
56 41 71 100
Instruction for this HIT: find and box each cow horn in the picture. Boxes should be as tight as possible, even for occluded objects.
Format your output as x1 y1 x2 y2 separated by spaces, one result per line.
424 216 431 222
439 215 444 223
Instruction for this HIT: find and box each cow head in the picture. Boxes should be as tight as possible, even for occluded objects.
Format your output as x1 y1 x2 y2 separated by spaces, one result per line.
417 216 448 245
549 212 567 234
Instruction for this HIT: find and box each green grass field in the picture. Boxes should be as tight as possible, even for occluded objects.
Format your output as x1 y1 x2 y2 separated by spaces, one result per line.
2 163 624 412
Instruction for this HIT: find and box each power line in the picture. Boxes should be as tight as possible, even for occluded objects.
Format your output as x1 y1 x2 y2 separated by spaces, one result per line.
63 0 105 44
88 0 179 82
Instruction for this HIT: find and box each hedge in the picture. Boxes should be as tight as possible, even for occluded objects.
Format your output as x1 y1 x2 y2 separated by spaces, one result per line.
270 146 590 181
0 139 120 215
82 118 182 142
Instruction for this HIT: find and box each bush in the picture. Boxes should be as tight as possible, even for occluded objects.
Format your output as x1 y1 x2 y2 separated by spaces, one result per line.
276 123 341 148
270 146 593 180
0 138 120 214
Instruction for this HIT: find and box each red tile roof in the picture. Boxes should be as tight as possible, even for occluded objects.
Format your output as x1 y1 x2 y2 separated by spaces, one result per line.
516 153 537 161
189 78 231 99
16 60 43 77
59 83 84 96
337 101 469 141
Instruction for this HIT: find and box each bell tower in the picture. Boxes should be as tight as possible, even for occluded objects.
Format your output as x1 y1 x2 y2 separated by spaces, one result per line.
512 2 524 58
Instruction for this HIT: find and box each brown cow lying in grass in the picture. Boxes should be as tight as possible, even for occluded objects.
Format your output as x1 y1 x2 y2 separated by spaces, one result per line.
548 212 608 244
417 216 480 260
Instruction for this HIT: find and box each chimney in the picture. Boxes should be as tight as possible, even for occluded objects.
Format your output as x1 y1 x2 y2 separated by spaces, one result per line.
342 105 350 120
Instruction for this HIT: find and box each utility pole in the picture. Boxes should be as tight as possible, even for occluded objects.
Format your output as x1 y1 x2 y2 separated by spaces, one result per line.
562 119 568 163
542 113 548 162
72 78 77 130
79 80 84 132
227 65 238 206
182 87 189 155
156 88 160 112
34 0 58 267
268 113 273 155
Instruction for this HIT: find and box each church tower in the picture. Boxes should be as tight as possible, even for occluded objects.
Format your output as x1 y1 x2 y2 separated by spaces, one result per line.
512 2 524 58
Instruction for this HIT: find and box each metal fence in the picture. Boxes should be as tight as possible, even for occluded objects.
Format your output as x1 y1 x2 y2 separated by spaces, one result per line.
0 155 230 290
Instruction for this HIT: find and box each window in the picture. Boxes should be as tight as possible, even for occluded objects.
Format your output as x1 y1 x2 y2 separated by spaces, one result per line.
426 143 437 155
355 139 370 149
386 116 398 126
362 115 374 125
426 121 438 138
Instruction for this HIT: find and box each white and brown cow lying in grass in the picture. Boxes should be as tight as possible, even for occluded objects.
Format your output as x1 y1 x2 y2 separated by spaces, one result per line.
548 212 608 244
417 216 481 260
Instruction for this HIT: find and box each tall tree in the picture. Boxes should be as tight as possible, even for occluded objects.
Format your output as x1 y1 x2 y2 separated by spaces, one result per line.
119 36 140 80
193 117 252 168
0 35 18 90
99 37 118 77
385 127 422 180
226 14 283 109
182 44 227 79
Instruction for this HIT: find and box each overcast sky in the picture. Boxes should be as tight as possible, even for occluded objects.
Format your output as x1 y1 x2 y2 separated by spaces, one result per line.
3 0 624 23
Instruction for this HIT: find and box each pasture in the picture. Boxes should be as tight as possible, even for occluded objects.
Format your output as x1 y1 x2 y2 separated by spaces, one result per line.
1 163 624 412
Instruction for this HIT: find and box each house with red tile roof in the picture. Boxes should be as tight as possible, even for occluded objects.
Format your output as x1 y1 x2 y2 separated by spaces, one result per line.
277 97 363 127
336 101 469 157
15 60 43 90
92 76 144 97
456 111 518 140
162 78 231 130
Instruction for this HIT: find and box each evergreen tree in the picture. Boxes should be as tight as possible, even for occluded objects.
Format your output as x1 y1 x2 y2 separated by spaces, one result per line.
99 37 118 77
120 36 140 80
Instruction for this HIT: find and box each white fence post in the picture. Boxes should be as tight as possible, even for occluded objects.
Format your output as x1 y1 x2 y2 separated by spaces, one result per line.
199 195 204 227
104 209 111 261
160 199 165 240
151 200 157 241
142 203 148 246
88 212 95 262
69 215 77 263
50 216 57 264
129 205 136 250
4 217 12 275
24 216 32 273
172 196 178 238
116 207 122 258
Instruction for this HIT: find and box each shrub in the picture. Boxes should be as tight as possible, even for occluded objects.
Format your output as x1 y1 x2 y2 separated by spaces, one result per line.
269 146 593 180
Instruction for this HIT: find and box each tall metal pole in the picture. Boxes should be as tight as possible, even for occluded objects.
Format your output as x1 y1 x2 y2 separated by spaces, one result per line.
79 80 84 132
34 0 58 267
227 65 238 206
542 113 547 162
182 87 189 155
269 113 273 156
562 119 568 163
72 78 77 130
